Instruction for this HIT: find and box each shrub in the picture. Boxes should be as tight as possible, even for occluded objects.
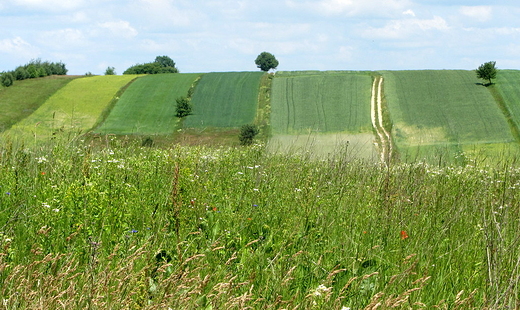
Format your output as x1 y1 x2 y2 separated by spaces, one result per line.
239 124 259 145
1 72 14 87
175 96 192 118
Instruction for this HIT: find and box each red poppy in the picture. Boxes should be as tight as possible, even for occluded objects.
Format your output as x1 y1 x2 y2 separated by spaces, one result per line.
41 172 46 175
400 230 409 240
212 206 217 212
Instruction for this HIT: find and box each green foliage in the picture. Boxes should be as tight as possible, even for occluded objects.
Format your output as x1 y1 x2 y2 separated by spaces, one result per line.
123 56 179 75
154 55 176 68
1 59 68 87
1 72 14 87
476 61 497 86
255 51 279 72
239 124 259 145
0 140 519 308
175 96 192 118
105 66 116 75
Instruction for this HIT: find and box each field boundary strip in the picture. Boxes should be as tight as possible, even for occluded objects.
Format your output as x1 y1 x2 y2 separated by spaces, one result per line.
371 75 392 165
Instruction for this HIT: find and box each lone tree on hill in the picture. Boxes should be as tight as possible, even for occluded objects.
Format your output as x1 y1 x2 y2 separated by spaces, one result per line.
255 52 279 72
476 61 497 86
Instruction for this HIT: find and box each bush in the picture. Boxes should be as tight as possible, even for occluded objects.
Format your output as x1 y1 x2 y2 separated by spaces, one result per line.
105 67 116 75
175 96 192 118
239 124 259 145
1 72 14 87
124 56 179 75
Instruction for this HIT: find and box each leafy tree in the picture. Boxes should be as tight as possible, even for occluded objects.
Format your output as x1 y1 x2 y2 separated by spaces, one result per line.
155 56 176 68
105 66 116 75
124 56 179 74
255 52 279 72
1 72 14 87
175 96 192 118
239 124 260 145
476 61 497 86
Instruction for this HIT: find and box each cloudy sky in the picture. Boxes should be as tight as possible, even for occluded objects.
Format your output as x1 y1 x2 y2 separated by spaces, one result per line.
1 0 519 75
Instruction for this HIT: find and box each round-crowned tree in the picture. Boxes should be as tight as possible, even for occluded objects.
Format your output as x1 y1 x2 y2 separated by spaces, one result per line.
255 52 279 72
476 61 497 86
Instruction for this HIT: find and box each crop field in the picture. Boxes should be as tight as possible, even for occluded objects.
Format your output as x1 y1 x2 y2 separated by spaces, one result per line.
382 70 516 160
0 76 77 132
269 71 375 158
0 139 519 308
494 70 520 129
183 72 264 128
6 75 138 141
95 73 202 135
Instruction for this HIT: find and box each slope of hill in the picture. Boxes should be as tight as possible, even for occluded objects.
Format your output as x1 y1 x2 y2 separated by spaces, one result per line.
6 75 138 140
268 71 376 159
184 72 264 128
382 70 516 161
0 76 77 132
94 73 202 135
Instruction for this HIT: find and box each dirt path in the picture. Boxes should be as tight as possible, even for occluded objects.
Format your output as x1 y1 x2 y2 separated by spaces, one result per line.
371 75 392 165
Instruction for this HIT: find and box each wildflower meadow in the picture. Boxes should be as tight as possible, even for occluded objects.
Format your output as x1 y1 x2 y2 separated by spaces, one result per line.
0 137 519 309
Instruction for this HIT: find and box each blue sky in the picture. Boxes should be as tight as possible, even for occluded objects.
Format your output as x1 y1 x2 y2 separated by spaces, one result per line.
1 0 519 74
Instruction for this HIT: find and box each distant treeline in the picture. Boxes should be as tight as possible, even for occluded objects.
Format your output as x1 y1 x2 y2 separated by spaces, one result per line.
1 59 68 87
123 56 179 75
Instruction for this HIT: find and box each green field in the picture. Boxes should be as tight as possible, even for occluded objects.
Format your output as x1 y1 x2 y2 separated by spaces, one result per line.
382 70 516 160
269 71 375 158
184 72 264 128
95 73 202 134
5 75 138 141
495 70 520 129
0 76 77 132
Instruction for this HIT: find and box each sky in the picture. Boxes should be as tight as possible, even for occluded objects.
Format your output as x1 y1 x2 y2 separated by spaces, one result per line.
1 0 520 75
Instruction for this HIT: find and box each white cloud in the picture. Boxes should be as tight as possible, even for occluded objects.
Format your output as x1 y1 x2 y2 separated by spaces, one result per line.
12 0 85 11
459 6 492 22
0 37 39 59
287 0 412 17
402 9 415 17
96 21 138 39
39 29 86 48
364 16 449 39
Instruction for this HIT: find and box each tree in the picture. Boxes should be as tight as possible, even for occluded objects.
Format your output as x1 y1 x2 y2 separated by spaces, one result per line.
239 124 260 145
155 55 176 68
175 96 192 118
255 52 279 72
105 67 116 75
124 56 178 75
1 72 14 87
476 61 497 86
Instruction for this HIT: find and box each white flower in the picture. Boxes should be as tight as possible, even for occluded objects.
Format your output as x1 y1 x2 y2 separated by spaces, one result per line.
42 202 51 208
313 284 331 296
36 156 47 163
341 307 351 310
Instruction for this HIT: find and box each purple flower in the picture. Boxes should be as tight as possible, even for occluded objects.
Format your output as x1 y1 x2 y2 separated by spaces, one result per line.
130 229 138 233
6 192 10 195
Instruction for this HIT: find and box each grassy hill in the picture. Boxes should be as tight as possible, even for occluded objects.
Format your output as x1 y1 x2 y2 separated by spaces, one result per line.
94 73 202 135
382 70 517 161
0 76 78 132
184 72 264 128
269 71 376 158
6 75 138 141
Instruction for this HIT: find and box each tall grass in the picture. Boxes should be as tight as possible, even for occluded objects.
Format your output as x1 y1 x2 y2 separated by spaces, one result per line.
0 136 519 309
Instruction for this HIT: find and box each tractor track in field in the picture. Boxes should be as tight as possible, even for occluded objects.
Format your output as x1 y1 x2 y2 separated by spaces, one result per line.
371 75 392 165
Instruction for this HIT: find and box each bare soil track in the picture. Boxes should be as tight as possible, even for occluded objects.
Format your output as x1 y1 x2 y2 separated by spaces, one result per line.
370 75 392 165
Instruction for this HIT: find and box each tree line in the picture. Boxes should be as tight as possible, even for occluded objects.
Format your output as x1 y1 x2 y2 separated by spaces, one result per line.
1 59 68 87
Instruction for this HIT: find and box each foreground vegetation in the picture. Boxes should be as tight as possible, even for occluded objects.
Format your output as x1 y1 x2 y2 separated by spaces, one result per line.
0 137 518 309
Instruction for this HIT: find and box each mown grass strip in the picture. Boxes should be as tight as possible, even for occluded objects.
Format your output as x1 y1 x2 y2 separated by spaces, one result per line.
0 76 78 132
6 75 138 140
184 72 264 128
95 73 202 135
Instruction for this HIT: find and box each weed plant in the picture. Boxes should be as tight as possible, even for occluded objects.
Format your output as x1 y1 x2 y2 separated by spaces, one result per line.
0 136 519 309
